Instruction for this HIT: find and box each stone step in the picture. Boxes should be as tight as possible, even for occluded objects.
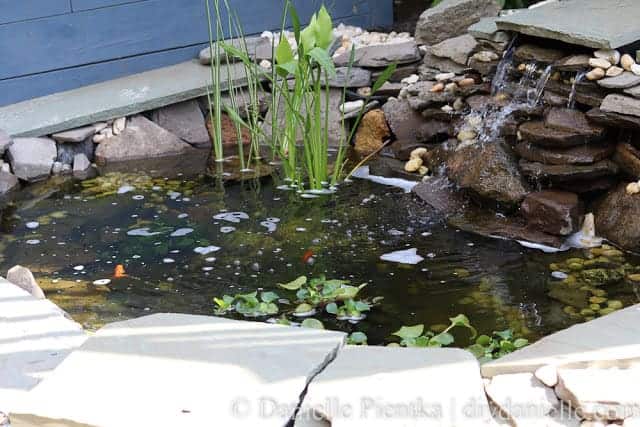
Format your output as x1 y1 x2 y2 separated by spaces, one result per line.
519 159 619 183
0 60 247 138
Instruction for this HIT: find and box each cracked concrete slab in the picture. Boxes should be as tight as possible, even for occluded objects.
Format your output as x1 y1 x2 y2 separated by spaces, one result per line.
10 314 345 427
295 346 498 426
0 278 87 414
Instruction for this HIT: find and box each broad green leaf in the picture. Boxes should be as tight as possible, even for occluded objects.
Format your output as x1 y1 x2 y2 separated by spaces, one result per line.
494 329 513 341
315 6 333 49
430 332 454 346
513 338 529 349
276 61 298 77
278 276 307 290
301 318 324 329
371 63 398 93
476 335 492 347
467 343 486 358
500 340 516 352
300 15 317 52
275 35 294 65
414 336 431 347
392 324 424 340
354 301 371 312
261 291 280 303
325 302 338 314
450 314 477 338
295 303 314 314
261 302 279 315
347 332 368 345
308 47 336 78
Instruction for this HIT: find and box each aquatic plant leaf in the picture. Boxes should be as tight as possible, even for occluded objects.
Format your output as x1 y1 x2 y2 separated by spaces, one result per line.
476 335 492 346
260 302 279 315
450 314 477 338
300 15 317 52
295 303 314 314
494 329 513 341
301 318 324 329
308 47 336 78
275 35 295 65
289 3 301 43
278 276 307 290
325 302 338 314
277 61 298 77
467 343 487 358
513 338 529 349
261 291 280 303
314 6 333 49
354 301 371 312
371 63 398 94
347 332 368 345
393 324 424 340
500 340 516 353
430 332 454 347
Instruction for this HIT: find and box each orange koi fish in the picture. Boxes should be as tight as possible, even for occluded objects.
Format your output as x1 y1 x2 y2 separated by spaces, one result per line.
113 264 128 279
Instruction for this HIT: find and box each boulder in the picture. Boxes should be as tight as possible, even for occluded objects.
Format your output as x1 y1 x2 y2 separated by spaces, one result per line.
56 138 94 166
7 138 57 182
514 141 615 165
415 0 501 45
601 94 640 118
0 129 13 156
333 41 421 68
430 34 478 66
514 44 565 64
328 67 371 88
587 107 640 130
520 160 619 183
521 190 583 236
594 183 640 251
382 98 451 143
6 266 45 300
51 126 96 143
597 72 640 89
0 172 19 197
72 153 92 180
354 109 391 156
519 121 605 148
151 100 210 148
95 115 195 166
447 141 530 208
613 143 640 178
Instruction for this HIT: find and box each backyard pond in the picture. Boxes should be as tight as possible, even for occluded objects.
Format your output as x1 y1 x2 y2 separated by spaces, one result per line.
1 160 639 348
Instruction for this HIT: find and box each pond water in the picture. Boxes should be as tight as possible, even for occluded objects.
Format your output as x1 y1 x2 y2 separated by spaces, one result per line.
1 162 639 347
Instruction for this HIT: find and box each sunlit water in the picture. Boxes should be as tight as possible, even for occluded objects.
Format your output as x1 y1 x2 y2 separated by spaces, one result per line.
1 165 639 346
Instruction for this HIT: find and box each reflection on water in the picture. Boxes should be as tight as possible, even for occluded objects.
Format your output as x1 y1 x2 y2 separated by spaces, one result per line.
0 166 638 346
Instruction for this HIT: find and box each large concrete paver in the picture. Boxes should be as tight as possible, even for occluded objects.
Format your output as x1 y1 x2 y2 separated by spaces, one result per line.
11 313 345 427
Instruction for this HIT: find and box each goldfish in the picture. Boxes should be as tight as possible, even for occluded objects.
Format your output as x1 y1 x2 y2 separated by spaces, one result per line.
302 250 315 264
113 264 128 278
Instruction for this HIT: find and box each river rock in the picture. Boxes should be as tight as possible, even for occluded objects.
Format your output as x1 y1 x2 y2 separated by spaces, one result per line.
623 85 640 99
613 143 640 178
421 52 467 74
6 265 46 300
151 100 210 148
447 141 530 208
333 41 421 68
514 44 565 64
586 107 640 130
594 183 640 251
601 94 640 118
72 153 92 180
0 129 11 156
597 71 640 89
329 67 371 88
519 121 604 148
7 138 57 182
430 34 478 65
514 141 615 165
0 171 19 197
556 367 640 421
95 115 195 166
354 109 390 156
51 126 96 143
520 160 619 183
382 98 451 144
521 190 583 236
555 54 592 71
415 0 501 45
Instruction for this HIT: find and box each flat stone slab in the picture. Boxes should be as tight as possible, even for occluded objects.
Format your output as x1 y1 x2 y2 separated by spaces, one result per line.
482 304 640 378
295 346 498 426
496 0 640 49
602 94 640 118
12 314 345 427
0 60 247 138
0 278 87 414
598 72 640 89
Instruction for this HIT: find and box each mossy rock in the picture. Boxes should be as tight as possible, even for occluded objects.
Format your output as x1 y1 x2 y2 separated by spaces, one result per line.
548 282 590 309
580 268 624 287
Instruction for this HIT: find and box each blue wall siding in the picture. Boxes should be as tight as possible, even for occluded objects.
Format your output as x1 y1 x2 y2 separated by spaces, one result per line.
0 0 393 106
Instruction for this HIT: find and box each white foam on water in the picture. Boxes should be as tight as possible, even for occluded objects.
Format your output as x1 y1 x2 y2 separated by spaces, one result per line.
178 213 189 219
127 228 162 237
162 258 175 264
117 185 135 194
26 221 39 230
168 191 181 200
132 195 144 201
73 265 85 271
517 240 565 253
194 246 220 255
260 221 278 232
551 271 568 280
93 279 111 286
380 248 424 265
170 228 194 237
220 226 236 234
351 166 417 193
213 212 249 223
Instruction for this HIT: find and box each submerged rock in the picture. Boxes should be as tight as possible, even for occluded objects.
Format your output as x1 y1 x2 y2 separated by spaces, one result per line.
521 190 583 236
353 109 391 156
7 137 57 182
447 141 530 208
415 0 501 45
594 183 640 252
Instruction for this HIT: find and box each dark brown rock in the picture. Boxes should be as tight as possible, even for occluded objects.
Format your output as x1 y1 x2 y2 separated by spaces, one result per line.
391 140 430 161
554 54 591 72
354 109 391 156
519 159 619 183
514 141 615 165
518 121 604 148
544 91 570 107
521 190 583 236
207 113 251 147
467 57 499 75
546 80 607 108
586 108 640 130
545 108 606 137
412 176 467 215
514 44 565 64
613 143 640 178
382 98 452 143
423 139 459 172
447 141 531 208
421 108 462 122
368 156 423 182
553 177 618 194
593 183 640 252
